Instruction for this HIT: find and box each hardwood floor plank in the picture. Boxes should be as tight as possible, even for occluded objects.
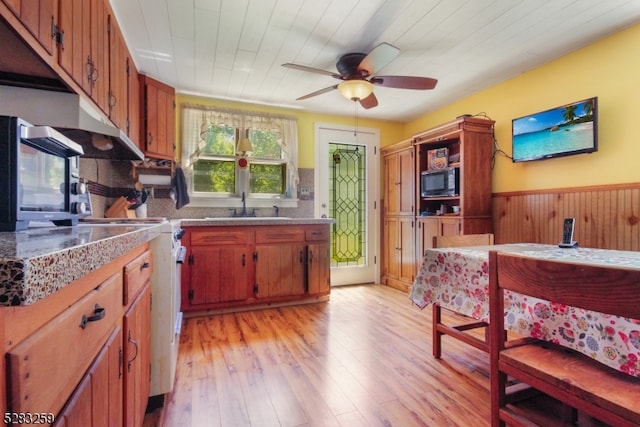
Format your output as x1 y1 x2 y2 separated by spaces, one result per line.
237 370 281 426
154 285 505 426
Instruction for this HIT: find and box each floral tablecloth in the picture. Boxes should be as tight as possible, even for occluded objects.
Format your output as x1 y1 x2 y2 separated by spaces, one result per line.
409 243 640 377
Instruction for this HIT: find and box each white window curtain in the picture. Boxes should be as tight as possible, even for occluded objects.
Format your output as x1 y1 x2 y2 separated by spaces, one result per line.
181 104 300 192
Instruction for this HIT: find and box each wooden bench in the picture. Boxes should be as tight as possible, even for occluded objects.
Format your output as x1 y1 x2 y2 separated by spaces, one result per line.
431 233 494 358
489 251 640 427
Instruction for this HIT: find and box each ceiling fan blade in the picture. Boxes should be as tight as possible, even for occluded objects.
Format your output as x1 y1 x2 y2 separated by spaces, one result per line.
359 92 378 109
357 42 399 76
282 63 343 79
296 84 339 101
370 75 438 90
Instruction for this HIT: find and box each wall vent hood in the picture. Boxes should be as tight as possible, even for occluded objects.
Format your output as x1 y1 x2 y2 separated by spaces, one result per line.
0 85 144 160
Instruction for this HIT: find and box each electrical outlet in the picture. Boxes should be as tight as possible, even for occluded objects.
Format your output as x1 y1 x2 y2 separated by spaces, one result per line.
299 186 310 200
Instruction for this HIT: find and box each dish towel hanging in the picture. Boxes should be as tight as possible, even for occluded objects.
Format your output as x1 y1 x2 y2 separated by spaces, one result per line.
170 166 190 209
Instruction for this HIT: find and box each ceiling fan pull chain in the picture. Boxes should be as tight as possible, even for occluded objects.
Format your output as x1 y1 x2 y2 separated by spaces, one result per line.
354 100 358 137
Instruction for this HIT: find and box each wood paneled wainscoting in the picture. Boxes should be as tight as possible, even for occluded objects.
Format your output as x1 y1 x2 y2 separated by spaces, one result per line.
492 183 640 250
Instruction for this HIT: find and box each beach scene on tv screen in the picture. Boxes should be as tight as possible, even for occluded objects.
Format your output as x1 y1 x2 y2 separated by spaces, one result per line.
512 98 596 161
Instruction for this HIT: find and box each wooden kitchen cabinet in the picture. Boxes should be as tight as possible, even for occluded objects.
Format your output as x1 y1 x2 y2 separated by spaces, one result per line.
307 242 330 295
414 117 494 233
2 0 20 15
187 229 252 306
89 0 109 114
107 7 127 130
54 326 123 427
181 223 332 312
255 229 305 298
382 216 415 292
122 249 152 427
127 56 140 143
415 217 462 268
382 139 414 216
140 74 176 160
57 0 90 93
2 242 151 427
2 0 58 56
123 284 151 427
6 271 122 417
57 0 110 113
189 246 252 304
18 0 57 55
381 140 416 292
305 225 330 296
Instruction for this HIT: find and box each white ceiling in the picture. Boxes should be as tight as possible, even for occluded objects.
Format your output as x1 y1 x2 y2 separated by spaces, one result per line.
110 0 640 122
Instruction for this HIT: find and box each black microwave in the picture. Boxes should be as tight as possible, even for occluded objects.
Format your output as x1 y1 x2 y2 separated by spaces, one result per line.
0 116 91 231
421 167 460 197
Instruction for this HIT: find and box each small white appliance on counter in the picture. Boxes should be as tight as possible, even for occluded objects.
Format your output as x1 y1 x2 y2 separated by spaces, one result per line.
148 219 185 407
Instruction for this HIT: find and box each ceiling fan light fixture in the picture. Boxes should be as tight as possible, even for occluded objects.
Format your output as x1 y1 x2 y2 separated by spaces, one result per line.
338 80 373 101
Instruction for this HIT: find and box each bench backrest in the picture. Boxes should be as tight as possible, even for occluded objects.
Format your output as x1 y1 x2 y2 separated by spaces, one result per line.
433 233 494 248
491 251 640 319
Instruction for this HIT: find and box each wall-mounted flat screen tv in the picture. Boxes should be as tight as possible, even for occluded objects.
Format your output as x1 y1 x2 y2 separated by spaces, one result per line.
512 97 598 162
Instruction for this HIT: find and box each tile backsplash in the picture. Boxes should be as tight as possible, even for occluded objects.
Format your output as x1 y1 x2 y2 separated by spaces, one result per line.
80 158 316 219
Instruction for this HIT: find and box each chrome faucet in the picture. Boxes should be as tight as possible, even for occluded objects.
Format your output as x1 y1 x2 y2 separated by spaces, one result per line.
273 205 279 217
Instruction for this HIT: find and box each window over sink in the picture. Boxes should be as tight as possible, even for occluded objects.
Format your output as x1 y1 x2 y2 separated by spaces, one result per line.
181 104 299 208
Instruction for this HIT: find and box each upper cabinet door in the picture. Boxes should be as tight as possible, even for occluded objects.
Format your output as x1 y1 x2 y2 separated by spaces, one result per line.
140 75 176 160
58 0 91 93
90 0 109 113
18 0 58 56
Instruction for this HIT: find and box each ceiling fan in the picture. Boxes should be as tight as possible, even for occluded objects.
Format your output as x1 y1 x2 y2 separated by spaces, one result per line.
282 42 437 109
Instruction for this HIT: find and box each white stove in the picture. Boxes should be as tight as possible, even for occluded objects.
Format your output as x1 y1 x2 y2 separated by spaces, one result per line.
148 220 184 402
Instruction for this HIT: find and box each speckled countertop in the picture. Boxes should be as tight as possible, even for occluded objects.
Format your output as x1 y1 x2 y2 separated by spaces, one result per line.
181 217 334 227
0 223 163 306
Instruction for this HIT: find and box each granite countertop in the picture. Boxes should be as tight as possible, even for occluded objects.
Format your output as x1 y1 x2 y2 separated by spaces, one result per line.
0 223 163 307
181 217 335 227
0 217 334 306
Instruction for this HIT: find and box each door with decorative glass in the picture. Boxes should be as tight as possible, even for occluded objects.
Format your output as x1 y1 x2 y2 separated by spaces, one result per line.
315 124 379 286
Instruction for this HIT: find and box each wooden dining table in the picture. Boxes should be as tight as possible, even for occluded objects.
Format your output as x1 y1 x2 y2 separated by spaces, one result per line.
409 243 640 377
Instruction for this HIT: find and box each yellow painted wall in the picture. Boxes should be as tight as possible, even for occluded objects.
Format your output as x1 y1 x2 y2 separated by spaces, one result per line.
176 95 404 169
404 23 640 193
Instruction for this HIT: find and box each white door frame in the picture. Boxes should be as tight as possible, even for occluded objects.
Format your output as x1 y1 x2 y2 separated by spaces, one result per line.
314 123 380 286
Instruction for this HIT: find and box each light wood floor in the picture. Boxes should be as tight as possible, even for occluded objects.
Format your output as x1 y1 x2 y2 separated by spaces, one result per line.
146 284 493 426
144 284 608 427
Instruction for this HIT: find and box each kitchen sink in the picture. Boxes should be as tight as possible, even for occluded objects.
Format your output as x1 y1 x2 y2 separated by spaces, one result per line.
204 217 291 220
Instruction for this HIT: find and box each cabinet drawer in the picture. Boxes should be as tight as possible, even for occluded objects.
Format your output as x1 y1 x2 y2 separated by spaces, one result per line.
7 272 123 416
305 227 330 242
191 230 251 245
124 249 153 305
256 228 304 243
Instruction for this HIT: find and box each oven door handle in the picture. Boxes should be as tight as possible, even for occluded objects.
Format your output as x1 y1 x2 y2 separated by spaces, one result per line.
176 246 187 264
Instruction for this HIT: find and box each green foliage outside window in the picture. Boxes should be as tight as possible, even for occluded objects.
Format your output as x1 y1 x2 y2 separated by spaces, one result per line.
201 124 235 155
250 163 286 194
249 129 282 159
194 124 286 195
193 159 235 192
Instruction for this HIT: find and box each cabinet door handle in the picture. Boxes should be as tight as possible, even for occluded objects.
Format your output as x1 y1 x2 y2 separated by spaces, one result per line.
140 261 150 270
242 253 246 266
127 332 139 372
148 132 154 146
300 251 304 263
79 304 106 329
